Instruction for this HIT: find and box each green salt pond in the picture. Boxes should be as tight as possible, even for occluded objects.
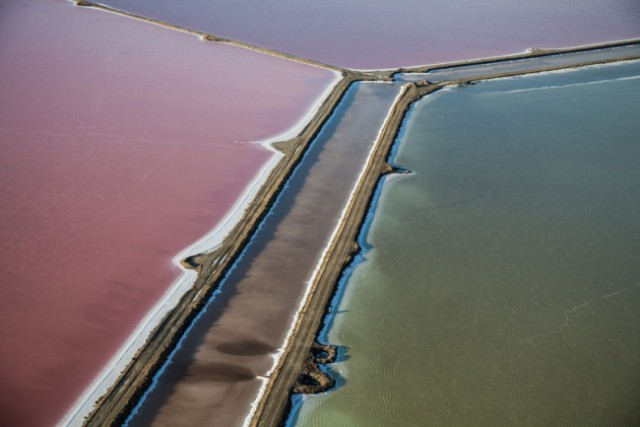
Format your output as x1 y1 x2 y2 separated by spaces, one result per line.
293 61 640 427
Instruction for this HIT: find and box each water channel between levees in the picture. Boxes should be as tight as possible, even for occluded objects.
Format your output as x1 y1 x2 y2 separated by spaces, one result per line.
396 43 640 82
125 81 401 426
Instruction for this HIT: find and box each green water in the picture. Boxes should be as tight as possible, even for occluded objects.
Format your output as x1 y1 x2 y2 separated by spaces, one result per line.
294 61 640 427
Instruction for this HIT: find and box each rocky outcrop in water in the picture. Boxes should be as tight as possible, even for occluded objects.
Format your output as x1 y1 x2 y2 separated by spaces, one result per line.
293 342 337 394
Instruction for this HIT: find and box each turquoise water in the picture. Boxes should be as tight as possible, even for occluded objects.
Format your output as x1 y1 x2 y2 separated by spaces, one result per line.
293 61 640 426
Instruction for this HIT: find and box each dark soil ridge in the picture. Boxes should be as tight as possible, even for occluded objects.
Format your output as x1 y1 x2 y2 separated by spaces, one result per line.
293 342 337 395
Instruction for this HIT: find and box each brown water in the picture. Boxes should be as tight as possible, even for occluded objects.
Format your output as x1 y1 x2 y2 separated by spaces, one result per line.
97 0 640 69
0 1 334 425
125 82 401 427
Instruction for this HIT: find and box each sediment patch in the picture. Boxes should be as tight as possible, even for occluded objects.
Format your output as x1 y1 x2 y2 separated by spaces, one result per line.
217 340 277 357
293 342 337 395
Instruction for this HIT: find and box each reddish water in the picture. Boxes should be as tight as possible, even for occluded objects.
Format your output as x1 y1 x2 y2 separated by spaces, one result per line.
0 1 334 425
98 0 640 69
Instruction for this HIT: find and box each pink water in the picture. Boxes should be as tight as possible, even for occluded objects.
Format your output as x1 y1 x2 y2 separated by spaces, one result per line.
98 0 640 69
0 1 334 425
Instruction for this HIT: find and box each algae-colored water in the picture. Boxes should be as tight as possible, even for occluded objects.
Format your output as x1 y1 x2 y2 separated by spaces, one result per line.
293 61 640 427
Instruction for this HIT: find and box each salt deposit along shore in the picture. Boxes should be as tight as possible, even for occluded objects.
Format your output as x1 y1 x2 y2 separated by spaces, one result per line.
0 1 339 426
61 69 342 427
68 6 639 418
251 48 640 427
26 3 636 424
77 73 366 424
75 55 365 427
291 59 640 427
104 38 636 425
114 81 401 427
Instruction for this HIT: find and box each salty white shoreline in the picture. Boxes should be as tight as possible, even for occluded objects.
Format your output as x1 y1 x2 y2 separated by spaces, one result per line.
59 69 341 426
57 4 639 427
354 37 640 73
242 81 403 427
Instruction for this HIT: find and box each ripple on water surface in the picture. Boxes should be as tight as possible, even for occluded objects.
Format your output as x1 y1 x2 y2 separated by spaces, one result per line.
294 61 640 427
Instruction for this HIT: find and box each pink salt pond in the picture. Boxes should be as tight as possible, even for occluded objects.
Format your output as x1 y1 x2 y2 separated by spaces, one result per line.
0 1 336 425
98 0 640 69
